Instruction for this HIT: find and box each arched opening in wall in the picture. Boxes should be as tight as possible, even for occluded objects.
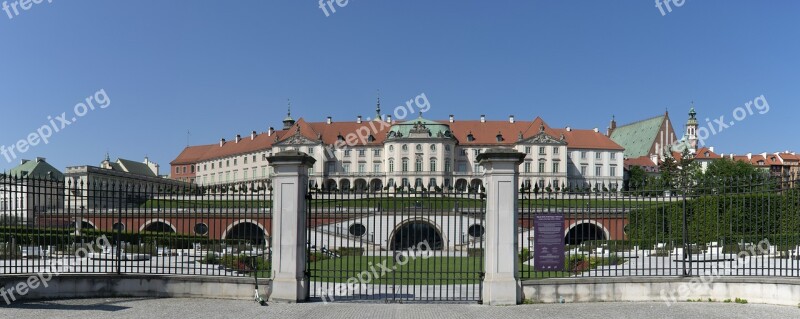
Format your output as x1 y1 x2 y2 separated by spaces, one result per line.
455 179 468 192
469 179 483 193
324 179 337 191
224 222 267 245
142 221 176 233
354 179 368 192
69 220 96 230
370 179 383 192
390 221 444 251
564 222 607 245
339 179 351 191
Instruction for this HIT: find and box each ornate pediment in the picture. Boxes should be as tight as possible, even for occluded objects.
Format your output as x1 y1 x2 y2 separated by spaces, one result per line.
520 131 567 145
276 131 318 146
408 121 432 138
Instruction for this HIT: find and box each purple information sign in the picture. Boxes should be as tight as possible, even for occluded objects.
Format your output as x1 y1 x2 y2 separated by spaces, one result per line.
533 214 565 271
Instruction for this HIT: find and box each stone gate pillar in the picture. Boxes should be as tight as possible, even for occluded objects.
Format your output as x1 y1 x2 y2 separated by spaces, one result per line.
478 148 525 306
267 150 315 303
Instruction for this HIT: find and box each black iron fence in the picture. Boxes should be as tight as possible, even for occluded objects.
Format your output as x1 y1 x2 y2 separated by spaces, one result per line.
0 173 272 277
5 169 800 296
518 175 800 279
306 187 485 303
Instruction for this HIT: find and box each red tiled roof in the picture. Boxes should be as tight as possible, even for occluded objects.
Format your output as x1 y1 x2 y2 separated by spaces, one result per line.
305 119 389 146
171 144 216 165
764 154 782 166
447 117 624 150
778 153 800 162
624 156 656 168
695 147 722 159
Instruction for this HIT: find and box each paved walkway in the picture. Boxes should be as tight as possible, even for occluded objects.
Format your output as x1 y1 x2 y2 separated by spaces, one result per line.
2 298 799 319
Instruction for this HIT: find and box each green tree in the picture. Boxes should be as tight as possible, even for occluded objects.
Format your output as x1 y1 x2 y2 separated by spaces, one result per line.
700 158 767 193
659 148 679 190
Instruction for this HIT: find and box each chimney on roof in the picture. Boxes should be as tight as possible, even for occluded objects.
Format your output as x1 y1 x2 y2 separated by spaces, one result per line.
747 153 752 160
251 131 257 140
449 114 454 123
709 146 714 153
480 115 486 123
268 127 274 136
21 159 30 165
386 115 392 124
326 116 332 124
593 128 599 133
566 126 572 132
235 134 242 143
220 138 226 147
509 115 515 123
357 115 362 124
36 157 45 163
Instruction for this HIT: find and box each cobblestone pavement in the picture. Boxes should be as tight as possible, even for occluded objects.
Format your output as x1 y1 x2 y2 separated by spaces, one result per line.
2 298 800 319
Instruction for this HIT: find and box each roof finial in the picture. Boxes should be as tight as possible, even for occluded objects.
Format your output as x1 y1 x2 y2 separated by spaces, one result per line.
287 98 291 117
104 152 110 162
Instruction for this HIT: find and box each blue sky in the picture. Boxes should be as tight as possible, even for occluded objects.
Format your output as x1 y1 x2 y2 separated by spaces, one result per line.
0 1 798 172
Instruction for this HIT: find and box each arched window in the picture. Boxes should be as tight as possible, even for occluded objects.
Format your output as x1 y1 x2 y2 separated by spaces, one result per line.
402 158 409 172
415 157 423 172
430 158 437 172
430 144 436 151
389 145 394 151
402 145 408 151
388 159 395 172
416 144 422 152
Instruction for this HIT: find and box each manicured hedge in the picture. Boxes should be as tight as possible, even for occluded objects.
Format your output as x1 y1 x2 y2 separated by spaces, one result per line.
628 190 800 247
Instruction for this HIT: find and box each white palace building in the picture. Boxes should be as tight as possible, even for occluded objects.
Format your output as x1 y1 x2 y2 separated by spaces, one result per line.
171 103 625 192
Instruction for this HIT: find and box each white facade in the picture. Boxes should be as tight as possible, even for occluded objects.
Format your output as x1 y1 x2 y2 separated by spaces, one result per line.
189 117 625 192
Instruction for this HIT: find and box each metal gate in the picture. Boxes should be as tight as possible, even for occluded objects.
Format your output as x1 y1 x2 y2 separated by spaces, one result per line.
306 187 485 303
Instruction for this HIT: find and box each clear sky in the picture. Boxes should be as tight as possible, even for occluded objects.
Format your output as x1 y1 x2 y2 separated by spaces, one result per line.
1 1 798 173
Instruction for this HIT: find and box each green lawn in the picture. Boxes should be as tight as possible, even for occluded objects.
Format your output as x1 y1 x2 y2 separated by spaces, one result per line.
307 256 570 284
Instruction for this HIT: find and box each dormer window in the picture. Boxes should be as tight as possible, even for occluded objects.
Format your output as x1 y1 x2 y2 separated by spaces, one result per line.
467 132 475 142
368 135 375 142
337 134 344 142
496 132 503 142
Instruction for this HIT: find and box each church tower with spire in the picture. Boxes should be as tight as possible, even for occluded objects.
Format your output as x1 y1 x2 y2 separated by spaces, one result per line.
686 103 699 153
